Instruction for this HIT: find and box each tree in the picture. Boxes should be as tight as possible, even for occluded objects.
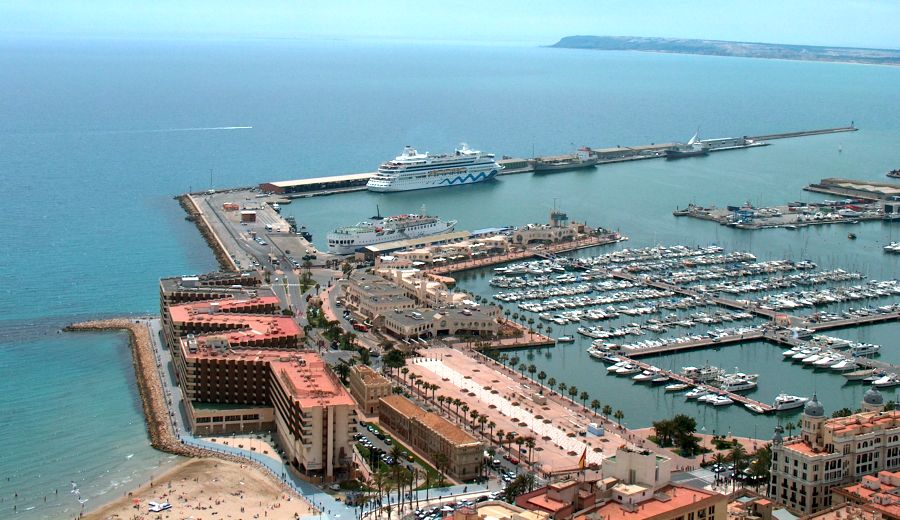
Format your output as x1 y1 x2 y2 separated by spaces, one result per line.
505 432 516 451
602 404 613 419
432 451 449 487
613 409 624 426
558 382 568 395
886 401 897 411
590 399 601 417
461 403 470 423
785 421 796 439
488 420 496 440
479 415 488 434
503 473 537 502
453 398 462 418
437 395 446 411
527 364 537 380
547 377 557 392
509 355 520 370
580 391 589 408
383 350 406 372
400 367 409 383
729 443 748 492
495 428 505 448
832 407 853 418
537 371 547 393
749 444 772 493
568 385 579 402
518 363 527 376
470 409 480 429
525 437 536 465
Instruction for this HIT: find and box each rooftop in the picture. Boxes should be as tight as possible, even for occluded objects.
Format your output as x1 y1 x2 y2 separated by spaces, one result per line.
379 395 479 447
835 470 900 518
264 172 374 188
363 231 471 253
351 365 391 386
272 354 355 408
575 485 722 520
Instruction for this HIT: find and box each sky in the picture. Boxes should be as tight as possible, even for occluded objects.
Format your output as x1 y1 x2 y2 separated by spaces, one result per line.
1 0 899 49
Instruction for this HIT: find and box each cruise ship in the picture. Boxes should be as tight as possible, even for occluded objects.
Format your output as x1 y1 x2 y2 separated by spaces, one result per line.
326 209 457 255
366 144 501 192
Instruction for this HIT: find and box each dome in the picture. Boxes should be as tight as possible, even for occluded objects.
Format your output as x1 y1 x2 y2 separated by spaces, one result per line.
864 388 884 406
772 425 784 445
804 394 825 417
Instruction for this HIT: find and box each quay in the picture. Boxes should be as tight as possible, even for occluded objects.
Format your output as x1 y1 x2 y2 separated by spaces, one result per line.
762 329 900 375
804 177 900 201
426 232 627 275
256 126 858 197
613 353 776 414
672 199 888 230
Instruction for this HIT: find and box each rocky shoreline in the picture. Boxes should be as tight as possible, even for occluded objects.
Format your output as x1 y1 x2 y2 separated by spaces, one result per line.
176 194 237 271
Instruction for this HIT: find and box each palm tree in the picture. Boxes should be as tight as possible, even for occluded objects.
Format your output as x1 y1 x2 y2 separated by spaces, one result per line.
613 409 624 426
568 385 579 402
537 371 547 392
547 377 557 393
437 395 445 411
495 428 505 447
580 391 589 408
461 403 470 423
504 309 511 323
453 398 462 418
400 367 409 383
730 443 748 492
470 409 480 429
509 355 520 369
602 404 613 419
479 415 488 434
505 431 516 451
515 436 525 458
429 383 438 402
558 382 568 395
390 445 404 509
525 437 536 465
518 363 527 376
499 353 509 366
590 399 601 417
527 364 537 380
488 420 496 441
785 421 796 439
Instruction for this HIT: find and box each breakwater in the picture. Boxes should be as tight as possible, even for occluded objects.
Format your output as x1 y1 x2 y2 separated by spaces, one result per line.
176 195 238 271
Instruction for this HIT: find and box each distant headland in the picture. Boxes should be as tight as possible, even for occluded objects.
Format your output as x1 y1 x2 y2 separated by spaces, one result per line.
549 35 900 66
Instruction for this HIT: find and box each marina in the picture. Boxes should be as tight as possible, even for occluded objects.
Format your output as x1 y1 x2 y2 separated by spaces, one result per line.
459 243 900 417
673 198 890 230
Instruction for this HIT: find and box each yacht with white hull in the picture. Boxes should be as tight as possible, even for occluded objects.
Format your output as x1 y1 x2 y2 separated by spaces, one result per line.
367 144 501 192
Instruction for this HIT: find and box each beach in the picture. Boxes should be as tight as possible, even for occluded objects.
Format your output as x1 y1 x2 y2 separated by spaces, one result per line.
84 458 314 520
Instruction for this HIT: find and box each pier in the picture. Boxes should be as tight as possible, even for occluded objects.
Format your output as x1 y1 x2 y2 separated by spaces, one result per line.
804 177 900 201
613 354 776 414
256 126 859 197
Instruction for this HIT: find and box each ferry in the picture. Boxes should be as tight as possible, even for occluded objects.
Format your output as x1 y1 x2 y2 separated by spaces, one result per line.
366 144 501 192
326 208 456 254
773 394 809 411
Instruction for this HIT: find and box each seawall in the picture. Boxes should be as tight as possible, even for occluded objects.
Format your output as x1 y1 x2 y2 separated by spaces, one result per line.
176 194 239 271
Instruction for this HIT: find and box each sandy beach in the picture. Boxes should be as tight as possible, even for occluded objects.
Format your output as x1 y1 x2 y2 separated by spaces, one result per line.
84 458 315 520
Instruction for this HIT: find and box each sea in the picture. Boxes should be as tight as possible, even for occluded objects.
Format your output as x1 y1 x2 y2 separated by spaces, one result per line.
1 35 899 517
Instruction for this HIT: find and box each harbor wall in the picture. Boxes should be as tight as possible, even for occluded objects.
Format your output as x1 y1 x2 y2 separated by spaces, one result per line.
177 194 239 271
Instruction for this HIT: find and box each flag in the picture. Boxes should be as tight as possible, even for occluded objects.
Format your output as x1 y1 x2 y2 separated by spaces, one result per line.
578 447 587 469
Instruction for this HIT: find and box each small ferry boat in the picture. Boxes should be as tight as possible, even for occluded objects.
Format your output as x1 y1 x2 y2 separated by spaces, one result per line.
774 394 809 411
326 208 456 254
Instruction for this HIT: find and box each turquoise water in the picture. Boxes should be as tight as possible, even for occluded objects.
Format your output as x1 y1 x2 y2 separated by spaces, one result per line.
1 36 899 517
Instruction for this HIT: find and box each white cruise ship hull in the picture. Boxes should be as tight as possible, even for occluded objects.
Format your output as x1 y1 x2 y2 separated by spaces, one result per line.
367 167 499 192
326 220 456 255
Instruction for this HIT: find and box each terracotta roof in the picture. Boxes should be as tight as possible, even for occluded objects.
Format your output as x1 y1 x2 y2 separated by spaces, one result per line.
271 354 354 408
379 395 479 447
574 485 723 520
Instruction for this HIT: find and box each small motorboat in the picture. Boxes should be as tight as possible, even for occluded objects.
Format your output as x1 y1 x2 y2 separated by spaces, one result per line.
665 383 689 392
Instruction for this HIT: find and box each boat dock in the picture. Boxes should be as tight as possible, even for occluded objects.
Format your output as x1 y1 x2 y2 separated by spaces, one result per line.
254 126 859 197
672 199 887 230
614 354 776 414
426 233 627 275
